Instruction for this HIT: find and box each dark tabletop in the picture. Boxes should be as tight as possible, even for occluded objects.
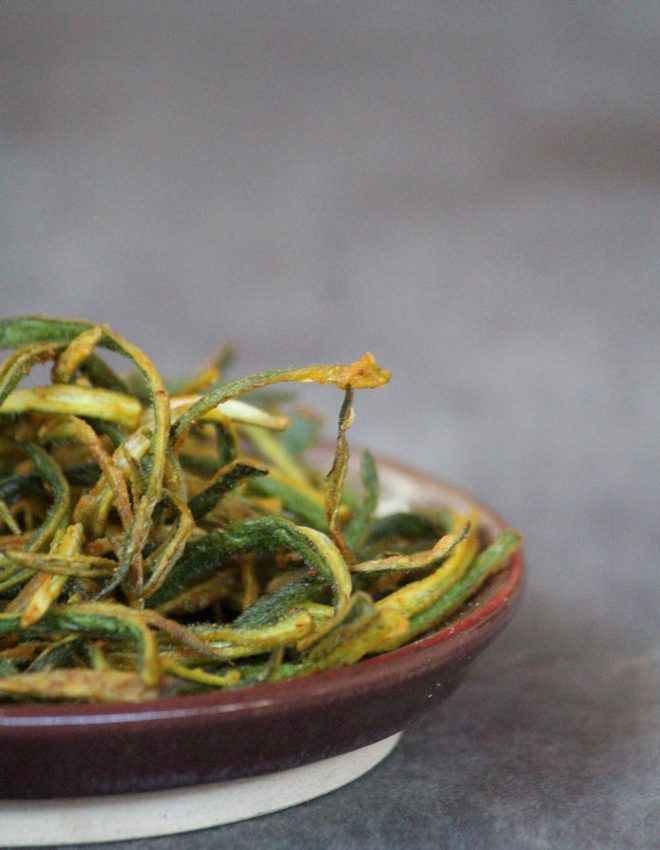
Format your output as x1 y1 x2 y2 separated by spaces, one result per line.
1 2 658 848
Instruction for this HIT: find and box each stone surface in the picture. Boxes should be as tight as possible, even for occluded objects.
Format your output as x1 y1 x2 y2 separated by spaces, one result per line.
1 3 658 848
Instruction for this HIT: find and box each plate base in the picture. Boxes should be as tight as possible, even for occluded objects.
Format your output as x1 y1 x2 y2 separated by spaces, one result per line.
3 732 401 847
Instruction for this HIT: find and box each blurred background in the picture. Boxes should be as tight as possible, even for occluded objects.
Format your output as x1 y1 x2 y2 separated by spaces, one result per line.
1 2 658 848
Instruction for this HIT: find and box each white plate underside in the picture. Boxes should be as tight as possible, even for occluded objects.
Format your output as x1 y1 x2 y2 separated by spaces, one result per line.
3 732 401 847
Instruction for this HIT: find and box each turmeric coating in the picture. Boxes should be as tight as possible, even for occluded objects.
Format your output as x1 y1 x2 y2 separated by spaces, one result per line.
0 316 521 702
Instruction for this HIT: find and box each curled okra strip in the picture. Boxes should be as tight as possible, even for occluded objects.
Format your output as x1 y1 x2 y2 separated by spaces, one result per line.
352 522 469 576
405 529 522 640
10 440 70 555
0 602 161 686
161 658 241 689
141 492 195 598
0 315 522 703
0 496 20 535
0 669 158 702
8 523 84 626
170 353 390 448
0 385 142 429
0 318 170 598
0 342 65 406
374 515 473 618
146 517 350 612
232 574 326 628
191 607 316 650
324 387 356 564
188 460 268 520
4 550 117 577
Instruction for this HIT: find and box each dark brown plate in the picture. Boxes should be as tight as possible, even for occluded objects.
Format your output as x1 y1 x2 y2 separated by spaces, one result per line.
0 455 524 800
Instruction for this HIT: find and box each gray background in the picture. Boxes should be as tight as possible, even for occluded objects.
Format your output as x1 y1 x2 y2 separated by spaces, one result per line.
1 2 658 848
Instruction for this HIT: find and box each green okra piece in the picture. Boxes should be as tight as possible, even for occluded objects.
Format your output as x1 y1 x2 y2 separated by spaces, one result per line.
189 461 268 520
233 574 326 628
0 669 158 702
324 386 355 563
0 343 58 406
268 593 409 680
190 607 316 651
147 517 350 612
76 354 129 394
302 592 376 662
141 493 195 598
0 328 120 407
296 607 409 677
215 420 237 466
143 529 233 609
0 471 46 507
392 529 522 649
0 495 21 535
0 318 170 598
351 523 469 576
0 464 100 509
18 441 71 554
27 635 82 673
0 602 161 686
0 317 99 349
153 571 234 616
0 385 141 429
362 510 451 554
80 640 110 670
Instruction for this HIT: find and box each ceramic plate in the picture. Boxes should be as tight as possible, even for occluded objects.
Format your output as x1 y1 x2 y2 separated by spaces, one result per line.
1 454 524 843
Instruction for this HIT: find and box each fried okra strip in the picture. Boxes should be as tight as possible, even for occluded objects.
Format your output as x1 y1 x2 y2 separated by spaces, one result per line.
0 385 142 429
188 460 268 520
148 517 350 612
141 492 195 598
161 659 241 689
41 416 134 532
9 523 84 627
11 440 70 555
374 514 473 618
351 522 469 576
0 602 161 686
170 352 390 448
190 608 317 651
0 317 170 598
0 495 20 535
51 325 104 383
379 529 523 651
4 550 117 578
0 341 64 406
324 387 355 564
0 669 158 702
232 574 326 628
